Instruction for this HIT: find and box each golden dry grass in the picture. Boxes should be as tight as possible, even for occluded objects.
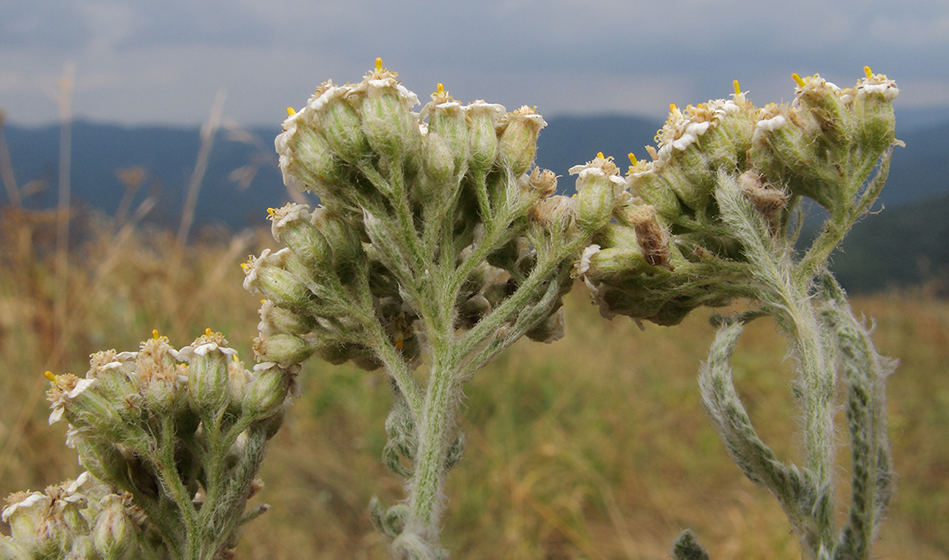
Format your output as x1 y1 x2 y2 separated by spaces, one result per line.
1 211 947 559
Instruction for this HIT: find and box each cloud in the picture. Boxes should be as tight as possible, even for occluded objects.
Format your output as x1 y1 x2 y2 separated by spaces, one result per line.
0 0 946 126
114 0 279 50
0 0 92 50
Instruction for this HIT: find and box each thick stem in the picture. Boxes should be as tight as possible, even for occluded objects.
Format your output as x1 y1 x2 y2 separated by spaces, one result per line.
404 349 460 554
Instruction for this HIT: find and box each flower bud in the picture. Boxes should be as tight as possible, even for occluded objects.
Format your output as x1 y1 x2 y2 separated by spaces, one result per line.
180 330 235 417
498 106 546 176
577 244 666 320
311 207 365 274
851 68 899 154
86 351 141 412
3 492 47 549
227 357 252 414
278 123 343 195
253 333 316 367
258 298 316 337
750 105 837 208
360 77 421 160
242 364 292 421
791 73 852 143
525 167 558 199
465 101 504 171
425 93 468 169
316 88 370 163
421 131 457 187
134 336 181 415
269 204 332 272
529 195 575 237
653 101 752 211
93 494 136 559
242 249 312 310
49 375 129 446
569 154 622 232
627 165 682 221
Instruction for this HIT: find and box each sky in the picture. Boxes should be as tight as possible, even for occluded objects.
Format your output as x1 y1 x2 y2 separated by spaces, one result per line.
2 0 948 129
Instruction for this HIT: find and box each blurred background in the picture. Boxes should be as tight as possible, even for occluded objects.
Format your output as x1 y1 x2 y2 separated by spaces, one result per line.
1 0 947 558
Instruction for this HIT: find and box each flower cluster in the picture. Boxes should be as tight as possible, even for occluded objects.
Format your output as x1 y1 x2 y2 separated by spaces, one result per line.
250 60 604 556
247 60 598 374
2 473 151 560
30 331 295 559
576 69 900 325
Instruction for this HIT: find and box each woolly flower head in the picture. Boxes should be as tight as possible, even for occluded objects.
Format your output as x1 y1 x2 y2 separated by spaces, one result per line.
46 373 97 424
653 93 747 162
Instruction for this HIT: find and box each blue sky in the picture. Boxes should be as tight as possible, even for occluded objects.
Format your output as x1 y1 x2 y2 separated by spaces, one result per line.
2 0 947 127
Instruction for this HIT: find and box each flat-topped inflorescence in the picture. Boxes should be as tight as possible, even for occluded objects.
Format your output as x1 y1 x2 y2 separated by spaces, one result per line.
23 330 297 560
576 69 901 326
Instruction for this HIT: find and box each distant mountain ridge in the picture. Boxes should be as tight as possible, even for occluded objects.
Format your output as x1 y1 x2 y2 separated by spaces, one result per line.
2 114 946 292
1 121 288 231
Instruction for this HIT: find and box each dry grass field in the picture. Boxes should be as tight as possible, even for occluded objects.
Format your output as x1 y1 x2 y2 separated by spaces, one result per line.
1 209 946 559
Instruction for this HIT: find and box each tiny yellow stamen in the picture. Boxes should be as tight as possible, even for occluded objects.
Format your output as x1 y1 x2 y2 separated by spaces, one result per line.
205 328 213 337
286 107 296 116
241 262 249 271
628 153 638 166
261 299 266 305
267 207 275 217
864 65 873 79
376 58 383 71
44 371 56 381
152 329 159 339
436 83 445 94
733 80 741 96
396 338 404 350
669 103 678 113
792 73 806 87
597 152 605 160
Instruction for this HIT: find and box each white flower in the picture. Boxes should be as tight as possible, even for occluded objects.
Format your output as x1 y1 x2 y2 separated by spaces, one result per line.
577 244 601 277
65 425 82 449
670 121 711 151
178 341 237 360
48 376 97 424
269 204 311 242
1 492 45 522
856 82 899 101
753 114 788 144
241 248 272 292
65 472 90 494
306 83 348 114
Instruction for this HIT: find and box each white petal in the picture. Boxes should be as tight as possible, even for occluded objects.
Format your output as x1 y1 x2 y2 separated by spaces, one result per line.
578 244 601 276
67 377 97 398
49 406 65 425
